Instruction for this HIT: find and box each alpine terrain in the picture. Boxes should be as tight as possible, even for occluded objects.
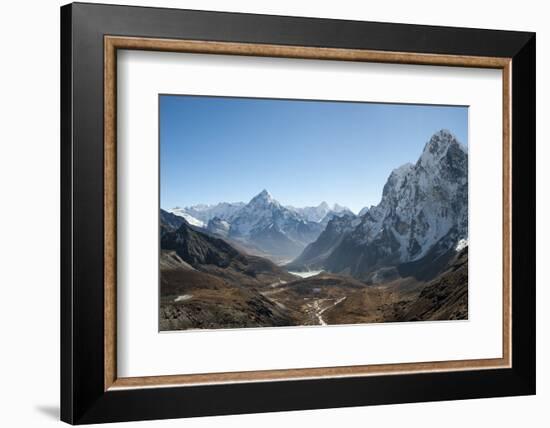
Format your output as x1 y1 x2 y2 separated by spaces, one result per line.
160 129 469 331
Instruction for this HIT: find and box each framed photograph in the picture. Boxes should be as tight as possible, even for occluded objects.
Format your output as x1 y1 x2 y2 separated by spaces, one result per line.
61 2 536 424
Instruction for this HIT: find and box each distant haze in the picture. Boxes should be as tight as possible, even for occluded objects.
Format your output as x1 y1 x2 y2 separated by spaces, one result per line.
160 95 468 213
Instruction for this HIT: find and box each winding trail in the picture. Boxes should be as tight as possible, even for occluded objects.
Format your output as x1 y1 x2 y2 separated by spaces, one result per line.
313 297 347 325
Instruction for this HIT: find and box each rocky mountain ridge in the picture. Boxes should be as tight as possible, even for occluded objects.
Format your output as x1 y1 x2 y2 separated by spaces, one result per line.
167 190 354 261
291 129 468 281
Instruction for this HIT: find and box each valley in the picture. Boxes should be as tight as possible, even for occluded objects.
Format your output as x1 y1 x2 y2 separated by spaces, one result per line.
160 238 468 331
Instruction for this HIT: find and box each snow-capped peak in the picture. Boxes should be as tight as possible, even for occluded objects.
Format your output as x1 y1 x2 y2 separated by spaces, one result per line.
249 189 279 207
286 201 350 223
325 128 468 274
332 203 349 213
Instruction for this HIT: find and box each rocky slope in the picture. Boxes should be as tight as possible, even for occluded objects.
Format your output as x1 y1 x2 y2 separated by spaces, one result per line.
159 249 297 331
161 218 295 288
319 247 468 325
160 219 299 330
399 247 468 321
160 209 186 236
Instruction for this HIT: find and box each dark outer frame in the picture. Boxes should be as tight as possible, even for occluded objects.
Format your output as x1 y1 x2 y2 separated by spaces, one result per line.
61 2 536 424
104 36 513 389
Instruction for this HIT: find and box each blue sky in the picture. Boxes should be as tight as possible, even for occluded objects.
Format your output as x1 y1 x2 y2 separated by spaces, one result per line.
160 95 468 213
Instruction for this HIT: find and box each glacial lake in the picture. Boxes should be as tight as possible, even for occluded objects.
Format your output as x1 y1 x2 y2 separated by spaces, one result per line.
289 270 324 279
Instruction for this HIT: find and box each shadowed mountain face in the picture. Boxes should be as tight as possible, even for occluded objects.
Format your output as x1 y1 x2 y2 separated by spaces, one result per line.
161 219 296 287
400 247 468 321
160 209 186 236
290 129 468 282
286 214 360 271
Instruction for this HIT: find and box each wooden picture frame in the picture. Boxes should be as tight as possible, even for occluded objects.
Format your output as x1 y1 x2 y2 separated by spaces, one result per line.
61 2 535 424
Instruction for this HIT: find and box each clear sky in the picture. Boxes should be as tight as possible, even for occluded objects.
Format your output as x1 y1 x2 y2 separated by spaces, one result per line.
160 95 468 213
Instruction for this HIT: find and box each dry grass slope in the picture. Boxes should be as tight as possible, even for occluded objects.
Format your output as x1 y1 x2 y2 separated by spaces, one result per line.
159 219 468 330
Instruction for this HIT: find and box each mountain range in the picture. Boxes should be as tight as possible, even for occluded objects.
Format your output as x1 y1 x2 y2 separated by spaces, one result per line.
166 190 354 262
168 202 245 228
165 129 467 280
286 201 353 223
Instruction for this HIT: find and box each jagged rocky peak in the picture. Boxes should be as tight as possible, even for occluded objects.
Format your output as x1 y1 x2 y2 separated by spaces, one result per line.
249 189 278 206
258 189 271 198
375 129 468 261
418 129 464 168
294 128 469 280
